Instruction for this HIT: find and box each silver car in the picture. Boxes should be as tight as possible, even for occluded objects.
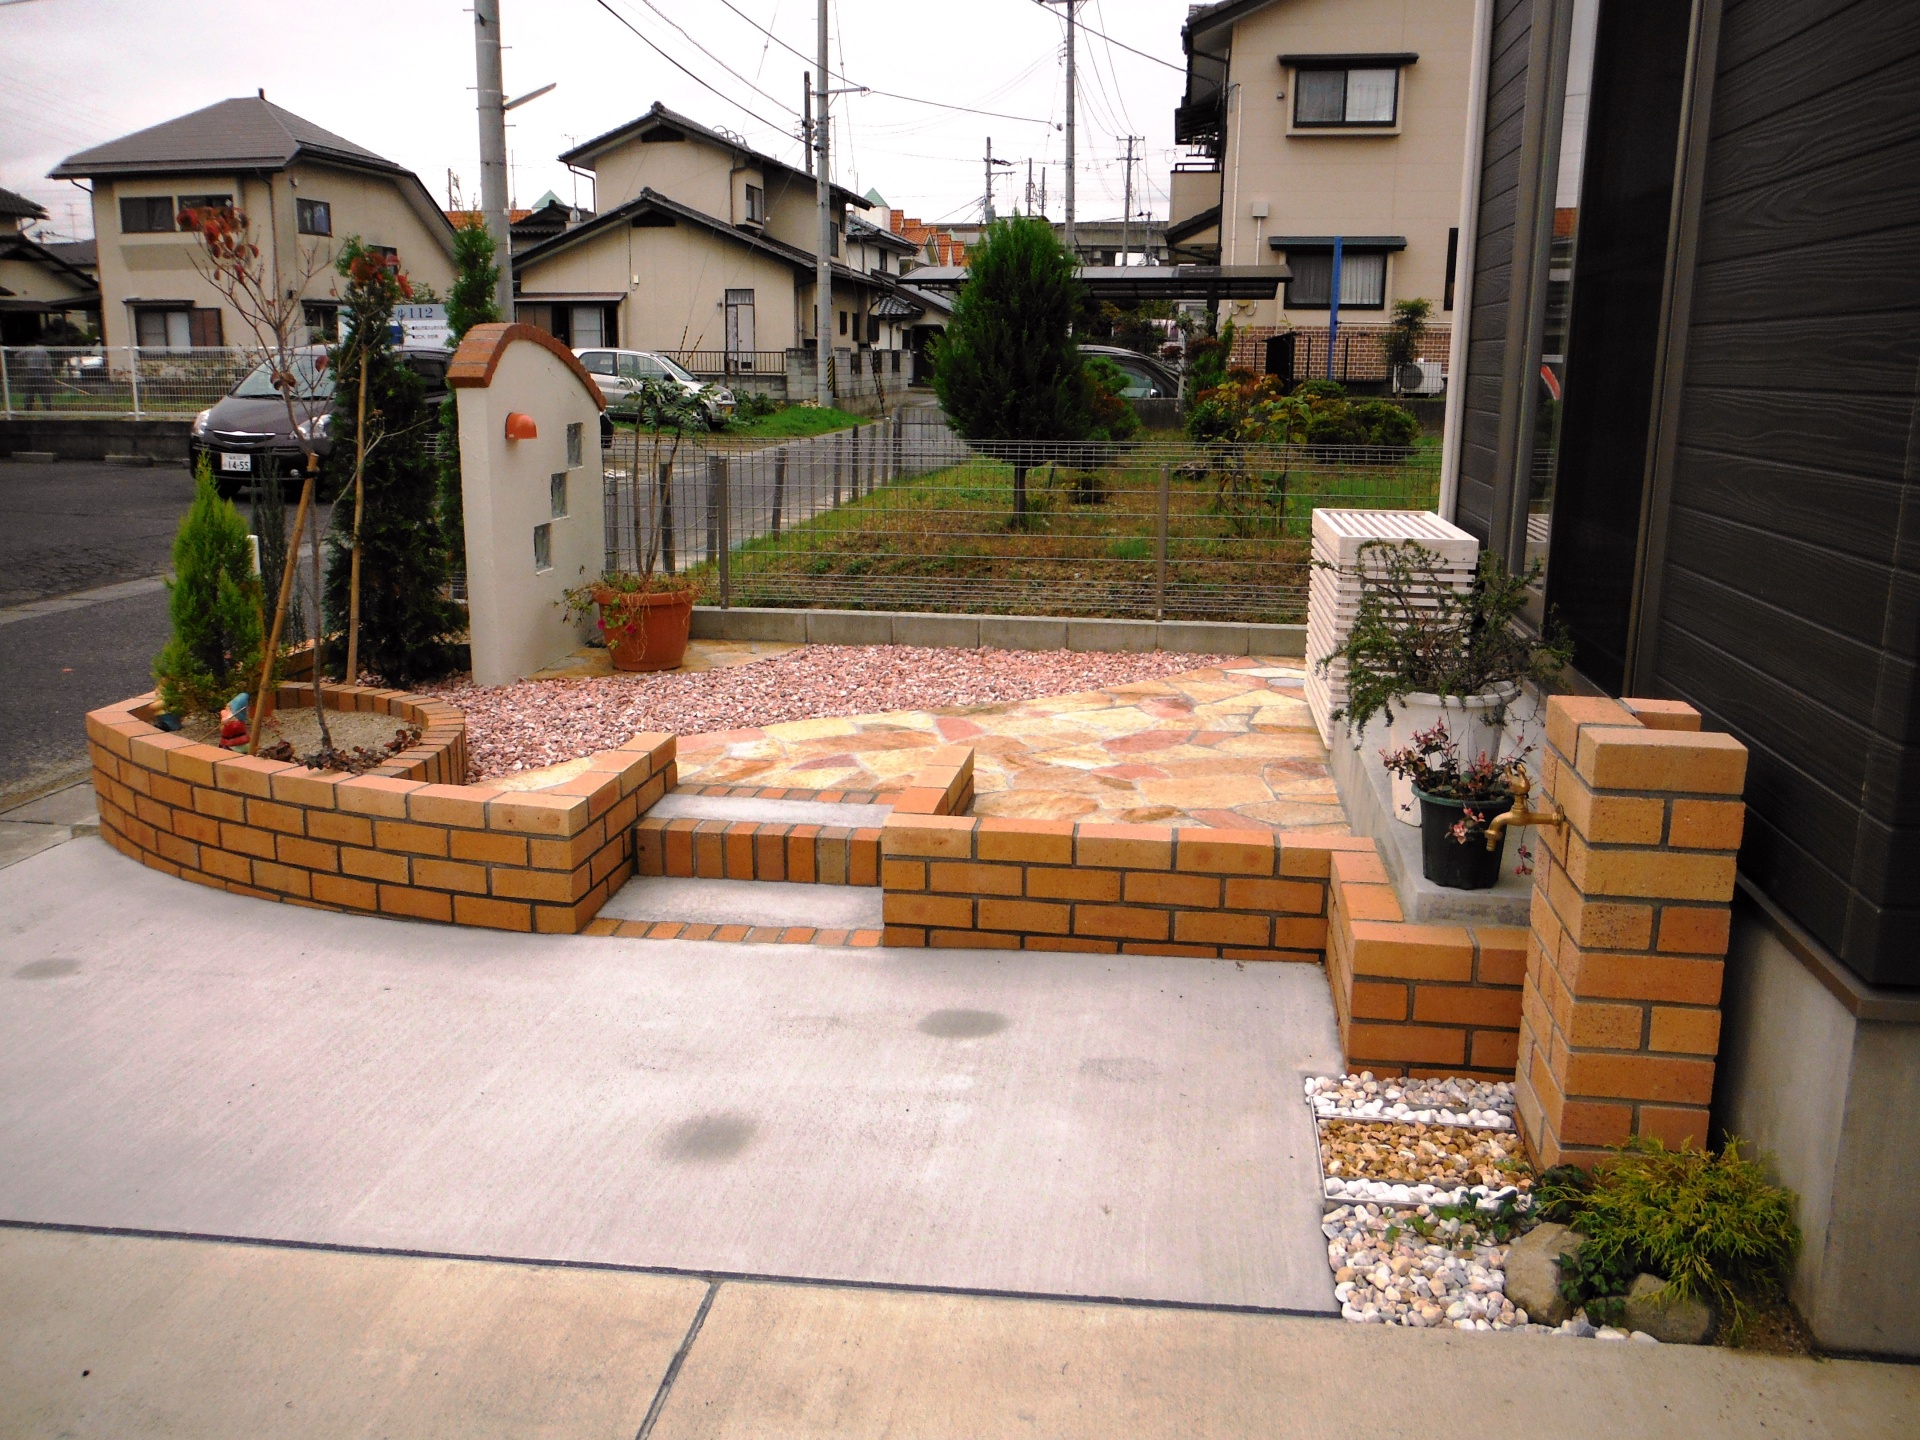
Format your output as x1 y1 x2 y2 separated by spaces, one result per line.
574 347 734 427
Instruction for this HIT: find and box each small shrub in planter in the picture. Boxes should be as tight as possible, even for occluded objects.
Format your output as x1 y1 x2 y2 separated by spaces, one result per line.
1381 723 1528 888
152 459 264 719
566 375 701 671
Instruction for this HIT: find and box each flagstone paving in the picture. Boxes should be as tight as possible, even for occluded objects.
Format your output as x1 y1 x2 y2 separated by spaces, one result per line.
675 658 1347 831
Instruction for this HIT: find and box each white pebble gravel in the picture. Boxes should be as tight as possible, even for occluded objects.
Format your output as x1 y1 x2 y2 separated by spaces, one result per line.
1324 1204 1521 1330
1323 1178 1530 1211
1305 1071 1515 1130
413 645 1233 781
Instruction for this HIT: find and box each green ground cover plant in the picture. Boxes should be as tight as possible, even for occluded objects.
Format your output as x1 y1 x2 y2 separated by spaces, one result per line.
1535 1137 1802 1336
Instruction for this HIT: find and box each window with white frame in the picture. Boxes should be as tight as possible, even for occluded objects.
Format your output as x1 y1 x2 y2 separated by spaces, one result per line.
1284 250 1388 309
1292 65 1402 128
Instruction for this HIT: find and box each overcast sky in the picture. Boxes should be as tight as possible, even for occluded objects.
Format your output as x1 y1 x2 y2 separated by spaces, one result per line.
1 0 1191 242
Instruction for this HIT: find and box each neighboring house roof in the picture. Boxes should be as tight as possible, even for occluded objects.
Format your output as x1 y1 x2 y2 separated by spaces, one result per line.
44 239 98 269
849 215 916 253
0 232 103 304
515 186 892 294
51 96 392 178
1183 0 1283 42
446 208 535 227
0 186 48 222
49 96 455 253
559 102 864 207
1166 204 1222 248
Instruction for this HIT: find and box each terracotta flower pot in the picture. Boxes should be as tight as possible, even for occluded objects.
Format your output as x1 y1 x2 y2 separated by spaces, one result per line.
597 587 694 672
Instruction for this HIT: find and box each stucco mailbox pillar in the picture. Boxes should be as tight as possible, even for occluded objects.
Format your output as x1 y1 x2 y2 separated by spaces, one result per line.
448 323 607 686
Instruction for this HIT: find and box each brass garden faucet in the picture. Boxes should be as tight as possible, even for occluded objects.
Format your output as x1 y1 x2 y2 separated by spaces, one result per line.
1485 775 1567 851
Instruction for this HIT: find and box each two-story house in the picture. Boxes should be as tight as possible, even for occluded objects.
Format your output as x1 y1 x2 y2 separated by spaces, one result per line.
1171 0 1474 385
512 103 926 385
50 95 456 351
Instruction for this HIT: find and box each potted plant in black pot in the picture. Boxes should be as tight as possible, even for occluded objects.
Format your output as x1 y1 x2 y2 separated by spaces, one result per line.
1381 723 1530 889
1319 540 1573 825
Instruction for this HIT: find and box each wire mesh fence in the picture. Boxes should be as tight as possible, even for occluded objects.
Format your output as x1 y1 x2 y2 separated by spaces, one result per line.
0 346 264 418
602 408 1439 624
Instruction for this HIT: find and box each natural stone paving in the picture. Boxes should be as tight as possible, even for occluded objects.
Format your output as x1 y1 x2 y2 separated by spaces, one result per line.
675 659 1346 832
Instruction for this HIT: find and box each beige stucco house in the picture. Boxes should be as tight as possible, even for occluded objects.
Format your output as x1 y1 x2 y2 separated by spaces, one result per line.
51 96 456 352
1172 0 1474 381
514 104 930 367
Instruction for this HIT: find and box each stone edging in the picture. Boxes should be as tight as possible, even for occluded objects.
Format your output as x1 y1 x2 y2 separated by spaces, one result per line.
691 606 1308 658
86 684 674 934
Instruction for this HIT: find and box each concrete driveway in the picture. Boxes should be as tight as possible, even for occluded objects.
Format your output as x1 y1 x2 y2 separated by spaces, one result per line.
0 837 1342 1312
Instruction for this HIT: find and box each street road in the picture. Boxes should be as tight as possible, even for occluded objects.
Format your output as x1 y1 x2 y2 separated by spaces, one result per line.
0 459 329 806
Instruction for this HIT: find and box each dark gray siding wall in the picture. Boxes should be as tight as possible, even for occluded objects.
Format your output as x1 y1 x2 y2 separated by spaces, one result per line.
1650 0 1920 986
1454 0 1534 543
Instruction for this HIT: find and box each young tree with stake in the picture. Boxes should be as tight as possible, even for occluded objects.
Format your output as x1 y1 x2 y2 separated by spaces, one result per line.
180 202 335 751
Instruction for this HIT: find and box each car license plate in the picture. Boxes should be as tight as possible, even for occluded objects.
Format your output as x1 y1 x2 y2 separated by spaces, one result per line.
220 451 252 473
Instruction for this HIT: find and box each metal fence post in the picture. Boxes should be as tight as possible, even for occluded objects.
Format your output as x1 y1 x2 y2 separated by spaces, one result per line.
1155 463 1170 622
833 431 843 508
128 346 144 420
704 452 719 564
772 450 786 537
0 347 11 419
891 409 902 483
659 459 677 574
716 455 732 608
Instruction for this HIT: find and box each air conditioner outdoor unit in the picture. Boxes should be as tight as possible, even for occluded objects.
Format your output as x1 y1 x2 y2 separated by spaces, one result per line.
1394 359 1446 396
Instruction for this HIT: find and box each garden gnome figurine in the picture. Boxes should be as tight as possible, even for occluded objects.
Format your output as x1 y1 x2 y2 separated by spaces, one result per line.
218 692 249 750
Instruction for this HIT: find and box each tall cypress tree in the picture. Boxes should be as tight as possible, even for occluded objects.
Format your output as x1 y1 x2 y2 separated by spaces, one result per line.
932 216 1092 522
323 240 458 684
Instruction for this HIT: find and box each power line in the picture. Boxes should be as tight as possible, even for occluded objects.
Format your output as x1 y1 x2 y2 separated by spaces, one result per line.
713 0 1056 125
1026 0 1183 73
618 0 794 115
587 0 792 134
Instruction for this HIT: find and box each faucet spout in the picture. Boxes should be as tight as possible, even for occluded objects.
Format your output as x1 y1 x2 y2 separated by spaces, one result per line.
1485 777 1567 852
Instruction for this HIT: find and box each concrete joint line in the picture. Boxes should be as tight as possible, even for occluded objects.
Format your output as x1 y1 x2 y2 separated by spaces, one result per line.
637 1279 721 1440
0 573 168 626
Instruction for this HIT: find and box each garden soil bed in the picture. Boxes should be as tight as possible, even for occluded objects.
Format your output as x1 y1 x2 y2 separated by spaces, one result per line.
181 706 411 759
416 643 1231 781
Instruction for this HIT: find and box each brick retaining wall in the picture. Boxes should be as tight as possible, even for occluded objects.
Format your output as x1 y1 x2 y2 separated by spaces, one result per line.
1324 848 1529 1081
632 746 972 887
86 685 674 933
880 815 1374 957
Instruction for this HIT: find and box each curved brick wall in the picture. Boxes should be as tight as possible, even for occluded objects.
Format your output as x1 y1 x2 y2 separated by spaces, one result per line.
85 683 674 934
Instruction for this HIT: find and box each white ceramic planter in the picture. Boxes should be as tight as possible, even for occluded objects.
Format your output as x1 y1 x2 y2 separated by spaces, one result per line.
1382 685 1517 826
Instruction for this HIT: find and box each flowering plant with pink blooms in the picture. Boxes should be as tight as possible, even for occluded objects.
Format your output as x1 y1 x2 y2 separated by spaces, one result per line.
1381 722 1530 847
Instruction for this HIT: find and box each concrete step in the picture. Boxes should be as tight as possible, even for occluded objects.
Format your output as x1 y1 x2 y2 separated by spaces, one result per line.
600 874 884 932
650 791 889 828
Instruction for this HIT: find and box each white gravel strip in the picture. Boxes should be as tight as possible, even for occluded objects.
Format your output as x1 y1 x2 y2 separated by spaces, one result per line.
1306 1072 1516 1130
1323 1179 1530 1210
1326 1204 1522 1330
414 645 1235 782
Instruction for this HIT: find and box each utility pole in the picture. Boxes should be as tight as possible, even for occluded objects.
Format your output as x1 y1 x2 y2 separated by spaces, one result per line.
1118 134 1142 267
815 1 832 407
1025 158 1034 217
802 73 814 177
1042 0 1081 256
983 138 1014 223
473 0 513 317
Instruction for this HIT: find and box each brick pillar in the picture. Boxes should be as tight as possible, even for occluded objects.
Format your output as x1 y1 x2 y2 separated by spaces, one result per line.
1515 695 1748 1168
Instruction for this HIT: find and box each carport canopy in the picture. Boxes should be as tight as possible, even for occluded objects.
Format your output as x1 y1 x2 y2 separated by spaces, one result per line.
903 263 1287 303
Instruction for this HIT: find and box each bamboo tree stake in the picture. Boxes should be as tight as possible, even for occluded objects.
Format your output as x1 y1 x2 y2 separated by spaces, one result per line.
248 464 317 754
345 350 371 683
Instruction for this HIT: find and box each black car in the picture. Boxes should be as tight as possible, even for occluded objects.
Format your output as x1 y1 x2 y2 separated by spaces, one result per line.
1079 344 1181 400
191 346 451 496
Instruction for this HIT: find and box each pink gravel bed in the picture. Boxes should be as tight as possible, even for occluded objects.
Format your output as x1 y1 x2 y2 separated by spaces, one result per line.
414 644 1238 781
